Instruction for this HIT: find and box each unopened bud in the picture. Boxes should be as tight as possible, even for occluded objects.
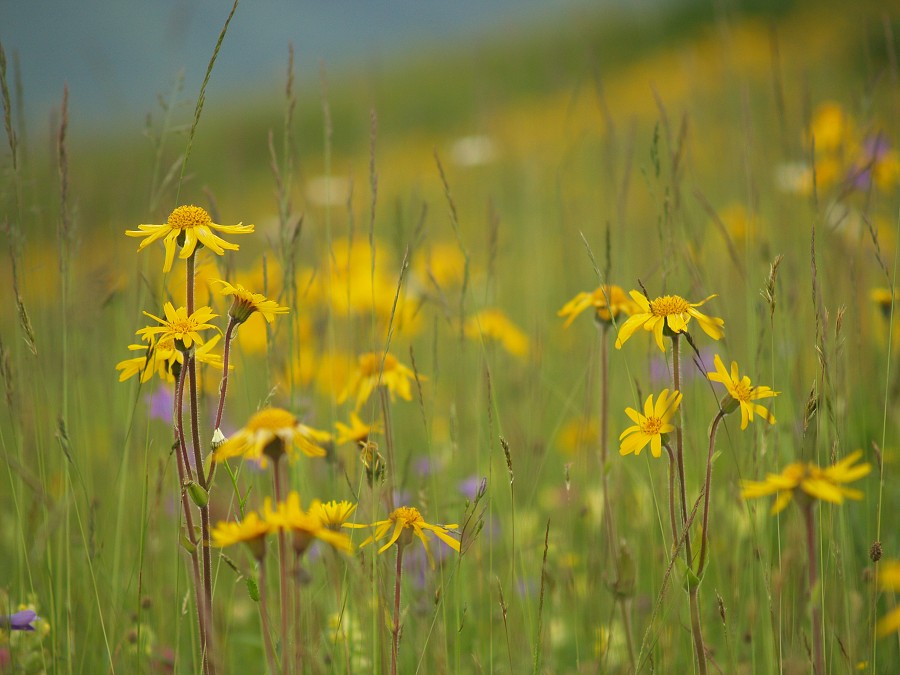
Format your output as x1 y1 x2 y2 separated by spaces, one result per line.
185 480 209 508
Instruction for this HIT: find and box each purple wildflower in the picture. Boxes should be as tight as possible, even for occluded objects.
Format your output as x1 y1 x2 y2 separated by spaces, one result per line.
1 609 39 631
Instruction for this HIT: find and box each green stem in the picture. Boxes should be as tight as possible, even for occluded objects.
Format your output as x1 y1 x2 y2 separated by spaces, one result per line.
664 444 679 551
273 458 292 675
804 503 825 675
258 556 281 675
689 587 708 675
391 544 405 675
697 411 726 576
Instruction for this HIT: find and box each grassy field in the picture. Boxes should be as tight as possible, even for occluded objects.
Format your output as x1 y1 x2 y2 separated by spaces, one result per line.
1 0 900 672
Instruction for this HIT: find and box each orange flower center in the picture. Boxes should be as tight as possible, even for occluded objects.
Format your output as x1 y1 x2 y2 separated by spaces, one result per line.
732 381 752 402
640 416 663 436
650 295 690 317
390 506 424 527
247 407 297 432
167 205 212 230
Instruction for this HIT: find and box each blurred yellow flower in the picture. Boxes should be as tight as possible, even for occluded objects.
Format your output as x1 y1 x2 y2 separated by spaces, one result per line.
618 389 682 458
263 492 352 554
211 511 273 558
415 241 467 289
308 499 358 530
871 287 898 318
741 450 871 514
808 101 854 154
877 561 900 636
556 417 599 456
707 354 778 429
558 284 637 327
212 279 290 324
464 308 529 357
614 291 724 351
125 205 254 273
338 352 421 410
348 505 459 566
212 407 331 467
137 302 219 350
334 412 382 446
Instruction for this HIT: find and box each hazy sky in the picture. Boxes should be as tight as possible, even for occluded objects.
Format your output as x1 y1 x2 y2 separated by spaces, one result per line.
1 0 607 135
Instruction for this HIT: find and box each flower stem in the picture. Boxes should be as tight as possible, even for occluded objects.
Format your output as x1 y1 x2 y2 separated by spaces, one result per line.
213 317 239 432
804 503 825 675
391 544 405 675
272 457 292 675
258 556 281 675
697 411 726 575
379 385 396 510
671 334 705 674
664 444 679 551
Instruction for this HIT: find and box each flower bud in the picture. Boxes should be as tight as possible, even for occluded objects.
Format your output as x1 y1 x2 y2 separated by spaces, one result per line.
185 480 209 508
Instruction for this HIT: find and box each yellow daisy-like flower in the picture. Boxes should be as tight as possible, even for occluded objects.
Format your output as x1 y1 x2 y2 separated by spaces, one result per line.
125 205 254 273
136 302 219 350
740 450 871 515
618 389 682 458
211 511 274 559
309 499 358 530
463 308 530 357
334 412 382 446
558 284 638 327
211 279 290 324
877 561 900 636
212 407 331 468
263 493 352 554
338 352 422 410
614 290 724 352
116 334 227 383
349 505 459 566
707 354 779 429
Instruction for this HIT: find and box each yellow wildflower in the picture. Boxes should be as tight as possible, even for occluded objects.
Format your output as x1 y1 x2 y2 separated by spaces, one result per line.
334 413 382 446
464 308 530 357
211 511 274 559
263 493 352 555
125 204 254 273
614 290 724 352
349 505 459 566
309 500 358 530
618 389 682 458
136 302 219 350
212 279 290 324
212 407 331 467
558 284 637 327
707 354 778 429
116 334 227 383
338 352 421 410
741 450 871 514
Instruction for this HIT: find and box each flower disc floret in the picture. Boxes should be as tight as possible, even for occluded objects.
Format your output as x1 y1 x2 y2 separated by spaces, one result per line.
125 205 254 273
614 290 724 351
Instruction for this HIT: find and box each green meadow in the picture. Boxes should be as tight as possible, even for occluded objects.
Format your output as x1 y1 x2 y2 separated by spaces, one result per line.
1 0 899 672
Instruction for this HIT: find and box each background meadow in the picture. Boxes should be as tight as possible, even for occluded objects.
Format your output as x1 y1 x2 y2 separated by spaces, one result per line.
1 0 899 671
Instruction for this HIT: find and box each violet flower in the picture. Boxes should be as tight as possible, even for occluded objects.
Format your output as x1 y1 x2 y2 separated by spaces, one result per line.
1 609 39 631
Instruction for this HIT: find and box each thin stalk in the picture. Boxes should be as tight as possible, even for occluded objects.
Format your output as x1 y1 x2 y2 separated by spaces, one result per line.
391 544 405 675
664 444 679 550
697 411 726 575
671 334 705 674
804 503 825 675
272 457 292 675
186 252 215 675
213 317 239 431
259 556 281 675
379 385 396 510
